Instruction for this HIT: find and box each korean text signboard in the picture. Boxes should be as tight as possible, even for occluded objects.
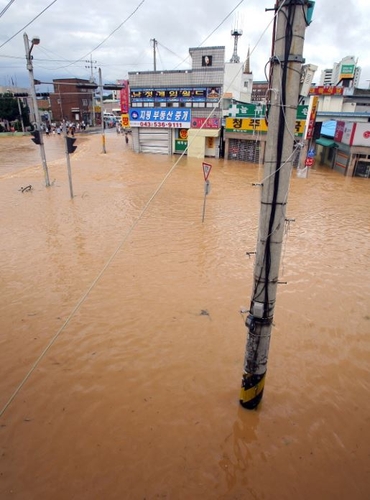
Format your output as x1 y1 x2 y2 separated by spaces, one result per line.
129 108 191 128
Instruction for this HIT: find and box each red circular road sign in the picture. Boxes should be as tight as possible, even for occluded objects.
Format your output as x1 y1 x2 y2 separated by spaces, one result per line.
305 157 314 167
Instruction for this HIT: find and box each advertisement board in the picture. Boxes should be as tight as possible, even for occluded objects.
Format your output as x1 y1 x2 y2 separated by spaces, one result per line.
129 108 191 128
119 80 130 114
130 88 220 103
309 86 344 96
340 64 355 80
191 117 220 129
341 122 370 147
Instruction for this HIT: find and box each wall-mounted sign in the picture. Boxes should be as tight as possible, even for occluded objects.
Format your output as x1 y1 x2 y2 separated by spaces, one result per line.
309 86 344 96
206 87 221 99
340 64 355 80
129 108 191 128
202 55 212 67
121 113 130 128
179 129 188 139
191 117 220 129
225 117 306 137
130 87 221 103
225 117 268 134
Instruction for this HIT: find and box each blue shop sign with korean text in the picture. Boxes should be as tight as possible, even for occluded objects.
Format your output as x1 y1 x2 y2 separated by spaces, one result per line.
129 108 191 128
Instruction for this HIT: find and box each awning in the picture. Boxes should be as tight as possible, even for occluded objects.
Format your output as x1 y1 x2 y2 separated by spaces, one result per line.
315 137 336 147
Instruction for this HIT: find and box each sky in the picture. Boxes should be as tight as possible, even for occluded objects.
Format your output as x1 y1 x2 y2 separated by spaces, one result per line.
0 0 370 92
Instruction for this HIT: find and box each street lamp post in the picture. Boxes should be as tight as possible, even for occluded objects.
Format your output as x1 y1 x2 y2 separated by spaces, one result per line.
23 32 50 187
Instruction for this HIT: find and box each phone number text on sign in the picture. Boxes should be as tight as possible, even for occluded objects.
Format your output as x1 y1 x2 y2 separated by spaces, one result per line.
140 122 184 128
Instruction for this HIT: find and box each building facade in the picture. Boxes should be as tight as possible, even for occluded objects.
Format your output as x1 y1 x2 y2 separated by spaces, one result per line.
319 56 361 88
50 78 95 124
126 46 225 158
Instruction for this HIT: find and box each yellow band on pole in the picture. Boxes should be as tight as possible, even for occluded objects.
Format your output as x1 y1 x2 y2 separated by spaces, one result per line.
239 373 266 403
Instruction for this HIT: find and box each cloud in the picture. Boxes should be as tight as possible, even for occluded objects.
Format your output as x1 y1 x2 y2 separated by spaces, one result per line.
0 0 369 90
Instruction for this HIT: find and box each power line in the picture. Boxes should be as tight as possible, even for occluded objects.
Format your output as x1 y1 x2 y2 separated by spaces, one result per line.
0 0 58 50
52 0 146 71
172 0 245 70
0 0 16 19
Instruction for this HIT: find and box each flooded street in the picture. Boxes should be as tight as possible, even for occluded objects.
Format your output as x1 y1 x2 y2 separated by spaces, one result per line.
0 131 369 499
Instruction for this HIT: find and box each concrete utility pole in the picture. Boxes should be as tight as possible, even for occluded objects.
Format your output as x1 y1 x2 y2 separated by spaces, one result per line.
151 38 157 72
23 32 50 187
86 55 97 127
240 0 311 409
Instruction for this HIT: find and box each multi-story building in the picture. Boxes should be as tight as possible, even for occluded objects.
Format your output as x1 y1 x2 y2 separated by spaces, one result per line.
251 81 269 103
319 56 361 88
49 78 95 124
127 46 225 158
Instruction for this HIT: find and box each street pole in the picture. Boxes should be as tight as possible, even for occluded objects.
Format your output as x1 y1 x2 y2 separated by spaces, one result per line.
16 97 25 133
23 32 50 187
240 0 311 409
62 124 74 199
151 38 157 72
99 68 106 154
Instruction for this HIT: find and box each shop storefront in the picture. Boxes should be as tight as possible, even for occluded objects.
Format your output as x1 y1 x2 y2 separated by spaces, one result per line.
129 108 191 155
225 103 307 164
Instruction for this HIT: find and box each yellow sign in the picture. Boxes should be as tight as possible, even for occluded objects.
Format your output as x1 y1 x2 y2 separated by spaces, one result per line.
121 113 130 128
225 117 268 133
294 120 306 136
226 117 306 137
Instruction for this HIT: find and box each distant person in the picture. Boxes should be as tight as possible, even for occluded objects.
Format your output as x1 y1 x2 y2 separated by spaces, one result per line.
125 133 129 144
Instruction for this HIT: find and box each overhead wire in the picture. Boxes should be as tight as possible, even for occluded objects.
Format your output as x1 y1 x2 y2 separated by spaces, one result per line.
0 0 58 50
0 3 294 416
172 0 245 70
52 0 146 71
0 0 16 19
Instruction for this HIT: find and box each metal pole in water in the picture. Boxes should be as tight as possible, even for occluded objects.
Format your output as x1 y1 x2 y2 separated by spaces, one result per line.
240 0 313 410
23 32 50 187
99 68 106 154
202 180 210 223
63 124 74 199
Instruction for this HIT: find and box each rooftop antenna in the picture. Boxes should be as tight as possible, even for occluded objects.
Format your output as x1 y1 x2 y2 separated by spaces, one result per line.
230 28 243 63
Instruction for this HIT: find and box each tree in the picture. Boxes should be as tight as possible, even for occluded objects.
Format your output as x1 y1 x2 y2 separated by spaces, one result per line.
0 93 30 130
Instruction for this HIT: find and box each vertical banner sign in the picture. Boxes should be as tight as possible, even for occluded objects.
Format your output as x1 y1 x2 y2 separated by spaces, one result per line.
120 80 130 114
304 95 318 140
202 162 212 222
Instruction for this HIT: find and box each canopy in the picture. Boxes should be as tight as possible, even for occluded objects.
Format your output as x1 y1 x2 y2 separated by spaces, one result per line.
315 137 336 147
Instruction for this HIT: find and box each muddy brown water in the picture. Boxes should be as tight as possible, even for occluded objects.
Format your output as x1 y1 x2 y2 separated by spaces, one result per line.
0 132 369 499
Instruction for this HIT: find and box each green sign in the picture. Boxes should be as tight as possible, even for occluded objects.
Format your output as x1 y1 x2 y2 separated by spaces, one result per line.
340 64 355 78
229 103 265 118
229 103 308 120
175 139 187 152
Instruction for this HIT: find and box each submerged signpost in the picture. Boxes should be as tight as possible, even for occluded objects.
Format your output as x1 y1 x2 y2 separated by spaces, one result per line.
240 0 314 409
202 162 212 222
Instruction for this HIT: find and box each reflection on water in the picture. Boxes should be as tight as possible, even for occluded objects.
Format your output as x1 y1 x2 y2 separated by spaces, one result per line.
0 132 369 499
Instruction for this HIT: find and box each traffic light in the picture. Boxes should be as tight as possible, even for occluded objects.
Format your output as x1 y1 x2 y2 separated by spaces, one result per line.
76 83 98 90
66 136 77 154
14 93 28 97
31 130 41 145
36 93 50 97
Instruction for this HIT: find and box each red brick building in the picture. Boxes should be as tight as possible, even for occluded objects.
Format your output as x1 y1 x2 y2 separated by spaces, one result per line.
49 78 95 124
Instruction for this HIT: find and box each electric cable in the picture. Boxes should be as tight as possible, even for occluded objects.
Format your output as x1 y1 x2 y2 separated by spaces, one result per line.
0 0 57 50
52 0 146 71
0 136 190 419
0 0 15 19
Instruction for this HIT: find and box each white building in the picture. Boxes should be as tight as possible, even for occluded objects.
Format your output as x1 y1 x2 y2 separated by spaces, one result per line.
319 56 361 88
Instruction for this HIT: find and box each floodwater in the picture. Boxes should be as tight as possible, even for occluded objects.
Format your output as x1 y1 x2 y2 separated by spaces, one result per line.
0 131 369 500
